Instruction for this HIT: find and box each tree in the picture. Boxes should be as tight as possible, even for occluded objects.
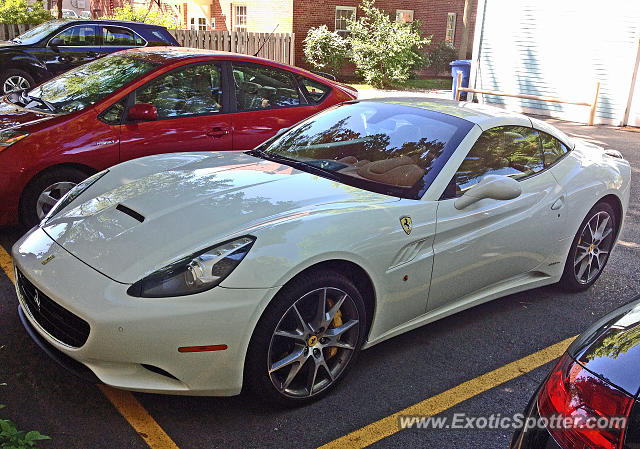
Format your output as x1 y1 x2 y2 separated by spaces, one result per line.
105 4 178 28
303 25 349 78
0 0 53 24
347 0 429 88
427 40 458 75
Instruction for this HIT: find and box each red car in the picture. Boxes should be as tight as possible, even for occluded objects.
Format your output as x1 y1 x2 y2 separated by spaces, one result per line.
0 47 357 226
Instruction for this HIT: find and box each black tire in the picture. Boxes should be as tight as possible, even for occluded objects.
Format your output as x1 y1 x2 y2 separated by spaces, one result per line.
20 167 92 228
1 69 34 94
244 270 367 407
558 201 618 292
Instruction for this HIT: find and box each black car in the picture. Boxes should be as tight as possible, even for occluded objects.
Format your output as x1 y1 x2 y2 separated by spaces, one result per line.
0 19 179 94
511 297 640 449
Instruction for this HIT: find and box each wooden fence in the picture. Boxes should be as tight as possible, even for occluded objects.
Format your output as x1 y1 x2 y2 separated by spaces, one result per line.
0 24 295 66
167 29 295 66
0 23 32 41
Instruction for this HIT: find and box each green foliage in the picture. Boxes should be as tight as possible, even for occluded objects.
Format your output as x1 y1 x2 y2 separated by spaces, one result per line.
346 0 429 88
105 4 178 28
0 0 53 25
586 326 640 361
303 25 349 78
427 40 458 74
0 405 50 449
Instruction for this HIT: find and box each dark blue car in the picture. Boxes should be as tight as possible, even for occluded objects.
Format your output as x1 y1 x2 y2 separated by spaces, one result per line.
0 19 179 94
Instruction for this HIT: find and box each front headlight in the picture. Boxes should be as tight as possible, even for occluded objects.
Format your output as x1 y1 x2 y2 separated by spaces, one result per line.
43 169 109 223
127 236 256 298
0 129 29 150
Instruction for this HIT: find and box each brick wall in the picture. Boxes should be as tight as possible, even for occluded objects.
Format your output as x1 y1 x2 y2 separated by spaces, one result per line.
90 0 124 18
292 0 476 75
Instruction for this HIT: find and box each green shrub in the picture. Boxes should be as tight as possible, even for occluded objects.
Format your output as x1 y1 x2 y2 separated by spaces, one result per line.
303 25 349 78
347 0 429 88
105 4 178 28
0 0 53 25
0 405 50 449
428 40 458 74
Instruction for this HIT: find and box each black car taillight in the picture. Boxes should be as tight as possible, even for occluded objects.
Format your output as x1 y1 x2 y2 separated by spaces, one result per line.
538 354 633 449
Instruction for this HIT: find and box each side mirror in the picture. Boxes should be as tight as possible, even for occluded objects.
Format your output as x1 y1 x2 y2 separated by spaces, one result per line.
49 37 64 52
454 175 522 210
128 103 158 122
274 127 289 137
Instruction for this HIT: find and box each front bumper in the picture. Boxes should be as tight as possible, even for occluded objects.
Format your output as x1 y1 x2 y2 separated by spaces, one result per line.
510 384 563 449
12 227 278 396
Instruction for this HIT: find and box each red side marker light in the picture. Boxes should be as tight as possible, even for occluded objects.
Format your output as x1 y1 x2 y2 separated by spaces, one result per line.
178 344 228 353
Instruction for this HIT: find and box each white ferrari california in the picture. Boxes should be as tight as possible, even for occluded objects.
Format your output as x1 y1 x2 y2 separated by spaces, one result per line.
13 98 630 405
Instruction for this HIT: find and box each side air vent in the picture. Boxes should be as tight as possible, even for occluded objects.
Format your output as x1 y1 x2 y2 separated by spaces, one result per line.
388 238 431 269
116 204 145 223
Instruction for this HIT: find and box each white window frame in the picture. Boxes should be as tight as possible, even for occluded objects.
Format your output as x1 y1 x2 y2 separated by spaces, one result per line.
335 6 356 36
234 5 247 31
395 9 414 23
445 12 457 45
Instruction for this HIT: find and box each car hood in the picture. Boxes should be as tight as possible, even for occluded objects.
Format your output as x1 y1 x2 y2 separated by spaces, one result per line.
42 151 397 284
569 297 640 397
0 98 56 130
0 40 20 48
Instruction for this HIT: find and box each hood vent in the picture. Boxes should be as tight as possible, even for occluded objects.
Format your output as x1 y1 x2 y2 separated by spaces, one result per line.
116 204 145 223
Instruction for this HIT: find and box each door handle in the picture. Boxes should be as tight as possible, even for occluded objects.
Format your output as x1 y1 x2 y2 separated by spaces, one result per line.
551 196 565 210
206 127 230 138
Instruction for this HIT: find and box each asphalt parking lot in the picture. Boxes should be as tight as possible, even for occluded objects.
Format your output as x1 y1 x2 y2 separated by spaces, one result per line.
1 117 639 449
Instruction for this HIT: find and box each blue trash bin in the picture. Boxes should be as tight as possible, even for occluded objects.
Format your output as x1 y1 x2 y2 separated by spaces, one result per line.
450 59 471 100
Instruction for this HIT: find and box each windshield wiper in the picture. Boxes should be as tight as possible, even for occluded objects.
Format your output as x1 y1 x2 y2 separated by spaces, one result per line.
11 38 21 44
248 149 342 181
23 94 55 112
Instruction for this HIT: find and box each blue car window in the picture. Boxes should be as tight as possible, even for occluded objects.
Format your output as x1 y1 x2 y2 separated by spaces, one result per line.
52 25 96 46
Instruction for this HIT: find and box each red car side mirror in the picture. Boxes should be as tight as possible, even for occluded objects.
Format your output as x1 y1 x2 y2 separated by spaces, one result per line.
128 103 158 122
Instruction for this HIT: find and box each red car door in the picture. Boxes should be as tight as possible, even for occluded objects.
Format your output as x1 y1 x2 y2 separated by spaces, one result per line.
119 61 232 161
230 62 322 150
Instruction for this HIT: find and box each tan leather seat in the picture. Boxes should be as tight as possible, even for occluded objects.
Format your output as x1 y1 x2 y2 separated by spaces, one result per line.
357 156 425 187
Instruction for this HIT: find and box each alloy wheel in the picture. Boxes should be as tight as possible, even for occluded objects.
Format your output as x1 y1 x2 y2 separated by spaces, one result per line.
3 75 30 94
574 211 614 284
36 181 77 220
267 287 360 398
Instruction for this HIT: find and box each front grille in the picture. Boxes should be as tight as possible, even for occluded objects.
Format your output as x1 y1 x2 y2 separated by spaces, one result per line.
16 269 90 348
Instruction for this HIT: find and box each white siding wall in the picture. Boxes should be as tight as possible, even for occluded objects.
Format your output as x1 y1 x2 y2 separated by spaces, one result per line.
471 0 640 125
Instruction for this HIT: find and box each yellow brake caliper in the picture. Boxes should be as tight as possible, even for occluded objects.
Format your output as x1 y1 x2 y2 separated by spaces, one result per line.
326 298 343 359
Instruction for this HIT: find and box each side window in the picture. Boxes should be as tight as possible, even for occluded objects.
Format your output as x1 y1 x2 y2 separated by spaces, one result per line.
233 64 301 111
539 131 569 167
135 63 223 119
99 100 126 125
298 76 330 103
103 27 144 46
52 26 97 46
454 126 544 194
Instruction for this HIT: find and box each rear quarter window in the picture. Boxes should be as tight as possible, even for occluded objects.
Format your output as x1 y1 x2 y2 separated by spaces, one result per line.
298 77 330 103
146 29 178 46
539 131 569 167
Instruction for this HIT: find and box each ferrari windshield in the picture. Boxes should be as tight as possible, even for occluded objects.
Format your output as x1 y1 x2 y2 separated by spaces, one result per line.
21 54 158 114
261 102 473 199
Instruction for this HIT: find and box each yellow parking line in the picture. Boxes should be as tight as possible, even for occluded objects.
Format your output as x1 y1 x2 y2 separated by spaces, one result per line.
0 244 14 283
99 385 180 449
319 336 576 449
0 243 179 449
